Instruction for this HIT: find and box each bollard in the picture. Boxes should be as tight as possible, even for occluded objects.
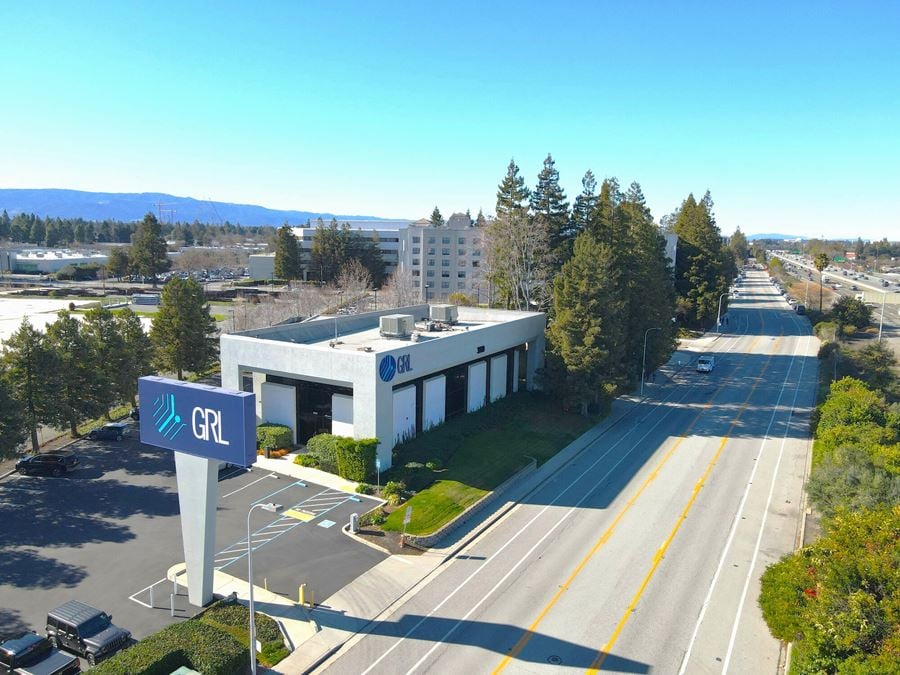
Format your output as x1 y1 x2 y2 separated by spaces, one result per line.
299 584 306 605
170 594 175 617
264 577 268 592
350 513 359 534
150 586 154 609
310 589 315 607
173 578 178 597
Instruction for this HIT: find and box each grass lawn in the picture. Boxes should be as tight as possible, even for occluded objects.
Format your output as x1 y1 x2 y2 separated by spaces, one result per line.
382 392 595 535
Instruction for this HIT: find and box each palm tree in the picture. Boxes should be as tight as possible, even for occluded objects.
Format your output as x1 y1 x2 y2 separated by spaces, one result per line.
814 253 830 312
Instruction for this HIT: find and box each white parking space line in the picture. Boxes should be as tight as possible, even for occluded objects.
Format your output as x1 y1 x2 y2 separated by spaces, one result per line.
221 472 279 499
128 576 170 609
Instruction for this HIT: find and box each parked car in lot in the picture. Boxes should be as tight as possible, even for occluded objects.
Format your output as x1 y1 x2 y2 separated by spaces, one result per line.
15 452 79 477
87 423 129 441
0 631 80 674
46 602 130 667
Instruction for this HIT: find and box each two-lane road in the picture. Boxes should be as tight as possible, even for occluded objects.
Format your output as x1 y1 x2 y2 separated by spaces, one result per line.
319 271 818 674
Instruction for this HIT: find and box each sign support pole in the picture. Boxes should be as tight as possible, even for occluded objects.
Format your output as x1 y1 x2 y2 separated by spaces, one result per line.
174 451 219 606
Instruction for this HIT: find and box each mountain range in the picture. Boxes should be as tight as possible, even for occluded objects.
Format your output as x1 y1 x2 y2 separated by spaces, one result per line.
0 188 387 226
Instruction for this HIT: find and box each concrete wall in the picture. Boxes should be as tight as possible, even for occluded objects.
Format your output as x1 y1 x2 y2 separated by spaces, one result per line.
331 393 354 437
260 382 297 444
423 375 446 430
467 361 487 412
393 385 416 446
490 354 507 402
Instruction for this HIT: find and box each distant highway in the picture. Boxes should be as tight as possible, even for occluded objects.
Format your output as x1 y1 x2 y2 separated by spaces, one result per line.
318 271 818 674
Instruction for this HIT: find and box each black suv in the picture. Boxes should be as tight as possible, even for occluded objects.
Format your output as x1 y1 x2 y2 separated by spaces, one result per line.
45 602 130 666
86 423 129 441
15 453 79 477
0 631 80 674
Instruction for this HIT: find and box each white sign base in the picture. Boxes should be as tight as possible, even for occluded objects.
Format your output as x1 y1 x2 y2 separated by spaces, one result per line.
174 451 218 606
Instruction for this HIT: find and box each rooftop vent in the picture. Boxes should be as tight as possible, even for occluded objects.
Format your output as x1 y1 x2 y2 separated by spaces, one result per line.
379 314 415 339
429 304 459 325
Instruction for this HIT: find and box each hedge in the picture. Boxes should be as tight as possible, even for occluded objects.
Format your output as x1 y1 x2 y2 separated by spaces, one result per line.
307 434 378 481
257 423 292 450
90 619 246 675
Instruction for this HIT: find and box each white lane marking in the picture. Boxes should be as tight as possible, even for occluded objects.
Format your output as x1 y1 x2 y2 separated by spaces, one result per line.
221 472 277 499
722 337 811 673
359 381 704 675
677 330 810 674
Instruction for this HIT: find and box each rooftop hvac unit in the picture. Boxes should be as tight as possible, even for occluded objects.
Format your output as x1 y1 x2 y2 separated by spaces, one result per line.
429 304 458 324
379 314 415 338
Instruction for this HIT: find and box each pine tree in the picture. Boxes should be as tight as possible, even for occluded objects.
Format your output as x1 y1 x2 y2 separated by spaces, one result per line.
475 209 487 228
0 364 26 458
116 309 153 405
129 213 171 285
430 207 445 226
530 153 571 266
496 159 530 218
150 277 218 379
0 209 11 240
82 306 127 416
672 193 728 328
571 170 597 238
45 312 104 436
1 319 56 451
311 219 351 283
546 231 627 414
106 246 130 280
274 224 302 281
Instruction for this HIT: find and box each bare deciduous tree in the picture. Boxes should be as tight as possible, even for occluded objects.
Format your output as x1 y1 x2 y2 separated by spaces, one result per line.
380 268 420 308
485 210 551 311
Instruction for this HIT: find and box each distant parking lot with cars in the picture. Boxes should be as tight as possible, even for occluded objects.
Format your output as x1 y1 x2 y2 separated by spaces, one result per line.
0 421 386 655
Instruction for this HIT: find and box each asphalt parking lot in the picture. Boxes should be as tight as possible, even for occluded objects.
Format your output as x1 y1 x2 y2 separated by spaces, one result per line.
0 426 387 644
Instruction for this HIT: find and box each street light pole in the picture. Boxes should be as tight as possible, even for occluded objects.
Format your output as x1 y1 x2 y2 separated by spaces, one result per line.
716 292 729 333
247 502 282 675
641 327 663 397
878 290 886 342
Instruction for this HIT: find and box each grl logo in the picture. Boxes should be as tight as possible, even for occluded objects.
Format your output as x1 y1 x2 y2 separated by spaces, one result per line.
153 392 186 441
379 355 397 382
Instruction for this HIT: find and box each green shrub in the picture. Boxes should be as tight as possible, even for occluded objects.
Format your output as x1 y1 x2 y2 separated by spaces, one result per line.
257 423 292 450
307 433 341 472
360 508 387 526
405 461 425 469
355 482 374 494
260 641 290 666
91 619 246 675
294 453 319 467
426 459 443 470
337 437 377 481
382 480 405 505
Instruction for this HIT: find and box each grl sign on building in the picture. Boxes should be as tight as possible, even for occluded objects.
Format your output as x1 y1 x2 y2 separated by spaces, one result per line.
138 376 256 606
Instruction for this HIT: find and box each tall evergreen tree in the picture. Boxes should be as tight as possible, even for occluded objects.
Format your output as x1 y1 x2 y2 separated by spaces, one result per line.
496 159 530 218
0 209 11 239
311 219 351 283
45 312 104 436
672 193 728 328
1 319 56 452
546 231 627 414
571 170 597 238
619 182 676 382
106 246 130 280
82 306 127 416
429 207 445 226
530 153 571 266
116 309 153 406
274 224 302 281
349 232 386 286
150 277 218 379
475 209 487 228
0 364 26 458
129 213 171 285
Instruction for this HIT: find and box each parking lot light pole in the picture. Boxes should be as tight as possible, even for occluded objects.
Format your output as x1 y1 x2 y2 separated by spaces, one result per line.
716 292 729 333
248 502 282 675
641 327 663 397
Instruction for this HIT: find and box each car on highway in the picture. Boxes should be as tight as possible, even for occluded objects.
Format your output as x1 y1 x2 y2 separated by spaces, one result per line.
45 602 130 667
0 631 80 675
696 355 716 373
15 452 79 477
87 423 129 442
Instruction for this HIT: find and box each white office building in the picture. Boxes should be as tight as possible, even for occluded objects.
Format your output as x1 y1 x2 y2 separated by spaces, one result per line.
220 304 545 469
1 248 108 273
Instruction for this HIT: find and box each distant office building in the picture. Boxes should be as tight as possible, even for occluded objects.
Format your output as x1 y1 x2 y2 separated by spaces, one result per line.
0 248 108 273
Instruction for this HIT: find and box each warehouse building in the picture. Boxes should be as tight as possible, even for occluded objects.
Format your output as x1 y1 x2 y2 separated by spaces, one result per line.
220 304 545 469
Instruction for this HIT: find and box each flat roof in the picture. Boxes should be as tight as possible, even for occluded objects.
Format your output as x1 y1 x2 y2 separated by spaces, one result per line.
233 305 541 354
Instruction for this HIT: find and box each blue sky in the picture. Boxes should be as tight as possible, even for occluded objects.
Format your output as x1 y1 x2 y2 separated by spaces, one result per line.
1 1 897 239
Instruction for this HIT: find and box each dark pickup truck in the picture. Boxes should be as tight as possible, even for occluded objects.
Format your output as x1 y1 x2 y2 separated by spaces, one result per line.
0 632 80 675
